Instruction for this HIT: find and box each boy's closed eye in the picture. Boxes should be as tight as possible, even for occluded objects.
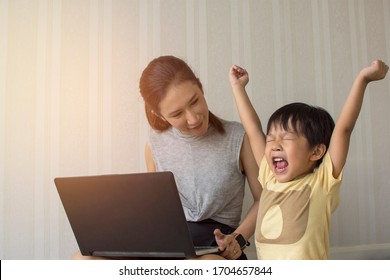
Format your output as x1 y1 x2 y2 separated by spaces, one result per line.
266 132 298 142
283 132 298 140
266 136 275 143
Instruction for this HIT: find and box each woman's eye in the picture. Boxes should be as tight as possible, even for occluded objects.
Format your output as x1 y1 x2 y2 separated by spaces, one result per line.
170 112 182 118
190 99 198 105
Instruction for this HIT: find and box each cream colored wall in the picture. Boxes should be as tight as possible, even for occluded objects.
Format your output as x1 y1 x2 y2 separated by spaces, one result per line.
1 0 389 259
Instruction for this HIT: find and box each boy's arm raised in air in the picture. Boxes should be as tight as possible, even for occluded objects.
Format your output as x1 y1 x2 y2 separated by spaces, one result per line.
229 65 266 167
329 60 389 178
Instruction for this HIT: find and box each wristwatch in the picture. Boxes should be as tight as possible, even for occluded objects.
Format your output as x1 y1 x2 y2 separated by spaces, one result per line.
235 234 249 250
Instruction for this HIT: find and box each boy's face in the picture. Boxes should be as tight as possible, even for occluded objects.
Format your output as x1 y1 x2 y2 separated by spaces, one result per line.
265 121 319 183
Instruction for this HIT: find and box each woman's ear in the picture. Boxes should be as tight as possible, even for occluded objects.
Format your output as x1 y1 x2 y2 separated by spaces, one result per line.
310 144 326 161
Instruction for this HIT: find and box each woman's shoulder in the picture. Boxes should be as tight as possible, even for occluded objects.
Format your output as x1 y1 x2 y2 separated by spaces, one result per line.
219 119 244 134
149 127 175 141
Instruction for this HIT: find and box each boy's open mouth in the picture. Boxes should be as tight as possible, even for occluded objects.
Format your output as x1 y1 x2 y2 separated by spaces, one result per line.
273 157 288 173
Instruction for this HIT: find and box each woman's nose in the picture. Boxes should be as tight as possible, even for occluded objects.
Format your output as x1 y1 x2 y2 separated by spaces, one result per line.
186 110 198 125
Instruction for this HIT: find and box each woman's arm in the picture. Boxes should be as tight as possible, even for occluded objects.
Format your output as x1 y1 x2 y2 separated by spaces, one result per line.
145 143 156 172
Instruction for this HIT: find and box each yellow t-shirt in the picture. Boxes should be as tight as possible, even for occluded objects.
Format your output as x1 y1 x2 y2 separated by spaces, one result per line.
255 152 342 259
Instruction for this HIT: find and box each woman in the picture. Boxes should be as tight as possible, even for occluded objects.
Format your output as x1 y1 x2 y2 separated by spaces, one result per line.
140 55 261 260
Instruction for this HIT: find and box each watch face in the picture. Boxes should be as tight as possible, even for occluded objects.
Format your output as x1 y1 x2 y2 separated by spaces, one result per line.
235 234 246 248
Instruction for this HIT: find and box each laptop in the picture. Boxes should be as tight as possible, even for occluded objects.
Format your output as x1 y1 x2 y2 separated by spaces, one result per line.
54 171 219 259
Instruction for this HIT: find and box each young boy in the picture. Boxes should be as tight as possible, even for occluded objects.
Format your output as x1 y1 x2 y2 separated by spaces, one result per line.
229 60 388 259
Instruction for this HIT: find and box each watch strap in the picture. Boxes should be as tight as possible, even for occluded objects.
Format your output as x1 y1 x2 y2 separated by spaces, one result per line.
234 233 249 250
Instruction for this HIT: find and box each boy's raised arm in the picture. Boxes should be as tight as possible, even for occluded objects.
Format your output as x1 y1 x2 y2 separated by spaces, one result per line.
229 65 266 167
329 60 389 178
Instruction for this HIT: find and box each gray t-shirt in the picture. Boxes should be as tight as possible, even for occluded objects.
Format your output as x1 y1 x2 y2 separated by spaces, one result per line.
149 119 246 228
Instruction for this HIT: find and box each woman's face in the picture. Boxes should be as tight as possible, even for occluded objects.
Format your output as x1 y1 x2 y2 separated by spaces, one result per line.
158 81 209 136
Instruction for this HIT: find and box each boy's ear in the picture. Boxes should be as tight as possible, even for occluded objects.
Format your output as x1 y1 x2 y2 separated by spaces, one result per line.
310 144 326 161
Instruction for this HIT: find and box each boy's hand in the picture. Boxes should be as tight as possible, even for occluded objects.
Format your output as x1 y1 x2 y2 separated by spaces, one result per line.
230 65 249 87
214 229 242 259
360 60 389 83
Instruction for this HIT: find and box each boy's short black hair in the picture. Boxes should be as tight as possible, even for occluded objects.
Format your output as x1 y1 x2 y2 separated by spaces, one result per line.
267 102 335 165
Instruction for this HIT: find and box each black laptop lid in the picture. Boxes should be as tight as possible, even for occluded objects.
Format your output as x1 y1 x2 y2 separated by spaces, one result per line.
54 172 198 258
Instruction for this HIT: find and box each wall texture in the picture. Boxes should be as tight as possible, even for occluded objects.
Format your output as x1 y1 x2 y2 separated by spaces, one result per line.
0 0 389 259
